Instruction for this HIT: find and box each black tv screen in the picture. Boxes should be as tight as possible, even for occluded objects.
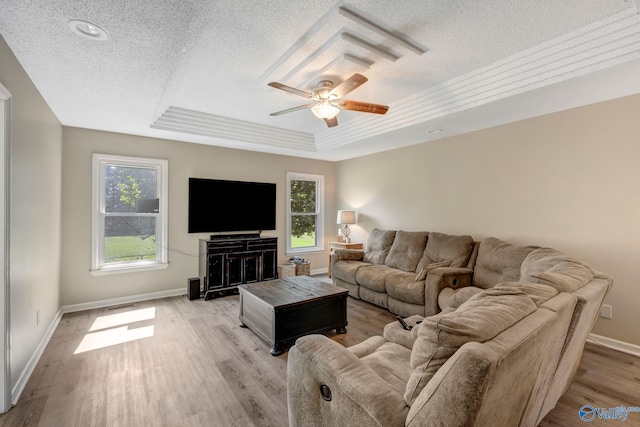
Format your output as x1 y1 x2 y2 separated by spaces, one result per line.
188 178 276 233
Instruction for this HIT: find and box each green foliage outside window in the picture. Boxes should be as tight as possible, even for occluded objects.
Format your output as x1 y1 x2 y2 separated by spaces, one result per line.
290 180 317 247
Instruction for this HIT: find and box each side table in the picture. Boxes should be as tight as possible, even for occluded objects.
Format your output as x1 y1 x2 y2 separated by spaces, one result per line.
328 242 364 278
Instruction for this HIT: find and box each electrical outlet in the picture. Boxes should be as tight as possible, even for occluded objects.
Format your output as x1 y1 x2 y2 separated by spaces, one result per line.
36 310 40 326
600 304 613 319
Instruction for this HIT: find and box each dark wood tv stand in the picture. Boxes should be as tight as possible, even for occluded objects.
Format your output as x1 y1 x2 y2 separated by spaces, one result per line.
198 235 277 300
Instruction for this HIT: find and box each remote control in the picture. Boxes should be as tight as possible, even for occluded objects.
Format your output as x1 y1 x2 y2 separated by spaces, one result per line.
396 316 412 331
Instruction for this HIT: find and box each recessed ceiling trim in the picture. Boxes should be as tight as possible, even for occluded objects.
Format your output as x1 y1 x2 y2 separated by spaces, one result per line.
279 31 343 83
316 8 640 151
338 6 427 54
341 32 400 61
152 106 315 151
258 5 338 82
343 53 374 68
156 113 310 146
306 53 373 87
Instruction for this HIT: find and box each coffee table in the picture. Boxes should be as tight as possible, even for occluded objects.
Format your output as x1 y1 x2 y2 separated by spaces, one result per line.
238 275 349 356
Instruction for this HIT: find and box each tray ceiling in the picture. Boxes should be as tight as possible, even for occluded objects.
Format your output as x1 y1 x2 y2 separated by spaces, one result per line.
1 0 640 161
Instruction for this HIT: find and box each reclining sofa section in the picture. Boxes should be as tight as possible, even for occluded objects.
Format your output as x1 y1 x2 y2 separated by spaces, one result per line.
331 229 479 317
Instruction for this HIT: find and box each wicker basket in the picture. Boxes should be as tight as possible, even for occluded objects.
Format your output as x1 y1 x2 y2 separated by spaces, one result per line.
277 263 296 278
295 262 311 276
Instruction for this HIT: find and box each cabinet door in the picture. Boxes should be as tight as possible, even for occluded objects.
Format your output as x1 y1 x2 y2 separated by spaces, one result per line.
227 257 244 286
261 249 277 280
244 256 261 283
208 254 225 289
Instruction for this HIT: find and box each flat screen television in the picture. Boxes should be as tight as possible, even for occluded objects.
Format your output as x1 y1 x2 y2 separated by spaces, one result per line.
188 178 276 233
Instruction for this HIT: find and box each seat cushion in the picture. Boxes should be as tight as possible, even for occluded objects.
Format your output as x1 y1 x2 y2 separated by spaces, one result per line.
332 260 371 284
363 229 396 265
404 286 537 406
520 248 594 292
356 264 396 292
361 342 413 396
415 232 474 272
385 231 429 272
385 272 426 305
472 237 538 289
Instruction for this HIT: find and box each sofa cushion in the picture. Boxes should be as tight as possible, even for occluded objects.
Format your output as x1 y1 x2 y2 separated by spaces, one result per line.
415 260 451 281
415 232 474 272
356 264 396 292
385 272 426 305
404 286 537 406
363 229 397 265
472 237 538 289
332 260 371 284
361 342 413 396
385 231 429 272
520 248 594 293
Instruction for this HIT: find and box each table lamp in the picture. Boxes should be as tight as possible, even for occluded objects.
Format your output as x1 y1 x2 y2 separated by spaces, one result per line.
337 210 356 243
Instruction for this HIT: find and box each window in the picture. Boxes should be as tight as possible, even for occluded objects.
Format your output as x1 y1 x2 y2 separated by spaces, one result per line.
286 172 324 254
91 154 168 275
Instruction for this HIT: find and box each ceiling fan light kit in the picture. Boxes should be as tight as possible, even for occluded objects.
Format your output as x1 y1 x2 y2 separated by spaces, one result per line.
311 102 340 119
268 73 388 128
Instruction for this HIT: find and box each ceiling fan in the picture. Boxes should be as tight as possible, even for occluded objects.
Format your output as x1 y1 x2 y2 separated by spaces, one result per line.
268 73 389 128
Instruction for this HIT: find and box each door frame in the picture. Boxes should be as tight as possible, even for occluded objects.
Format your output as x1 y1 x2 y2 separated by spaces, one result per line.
0 81 12 413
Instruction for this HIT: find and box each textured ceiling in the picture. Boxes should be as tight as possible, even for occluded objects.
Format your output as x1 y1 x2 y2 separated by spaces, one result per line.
1 0 640 160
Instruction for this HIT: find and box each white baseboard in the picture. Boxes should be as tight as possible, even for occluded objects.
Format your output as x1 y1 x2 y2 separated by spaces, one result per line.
310 268 328 276
61 287 187 314
12 308 63 405
588 333 640 358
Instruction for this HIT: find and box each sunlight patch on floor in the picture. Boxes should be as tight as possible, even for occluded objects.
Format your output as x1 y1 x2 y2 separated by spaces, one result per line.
74 307 156 354
89 307 156 331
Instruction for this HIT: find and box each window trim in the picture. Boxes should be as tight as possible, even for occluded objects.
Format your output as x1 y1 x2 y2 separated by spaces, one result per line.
91 154 168 275
286 172 324 255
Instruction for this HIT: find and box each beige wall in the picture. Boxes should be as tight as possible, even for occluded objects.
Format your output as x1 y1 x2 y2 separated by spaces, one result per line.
61 128 336 306
0 36 63 390
337 93 640 346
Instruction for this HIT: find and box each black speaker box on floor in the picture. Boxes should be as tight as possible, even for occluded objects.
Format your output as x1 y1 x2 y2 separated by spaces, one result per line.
188 277 201 300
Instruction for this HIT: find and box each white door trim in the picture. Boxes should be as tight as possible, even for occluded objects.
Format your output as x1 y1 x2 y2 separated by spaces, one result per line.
0 81 12 414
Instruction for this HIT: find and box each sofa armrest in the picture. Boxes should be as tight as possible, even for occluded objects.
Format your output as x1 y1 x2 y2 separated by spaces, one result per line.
424 267 474 316
332 249 365 262
347 336 386 358
383 315 424 350
288 335 409 427
331 249 364 270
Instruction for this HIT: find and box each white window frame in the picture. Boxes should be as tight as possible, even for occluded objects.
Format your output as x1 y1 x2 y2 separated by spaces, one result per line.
286 172 324 255
91 154 168 275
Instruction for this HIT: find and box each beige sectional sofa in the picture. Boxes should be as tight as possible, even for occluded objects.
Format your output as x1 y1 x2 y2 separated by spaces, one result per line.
288 230 612 426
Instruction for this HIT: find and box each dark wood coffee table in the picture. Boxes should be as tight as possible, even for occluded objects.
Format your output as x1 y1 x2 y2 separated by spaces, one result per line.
238 275 348 356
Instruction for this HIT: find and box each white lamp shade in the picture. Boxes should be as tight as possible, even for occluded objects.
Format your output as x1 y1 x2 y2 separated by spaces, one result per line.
337 210 356 225
311 103 340 119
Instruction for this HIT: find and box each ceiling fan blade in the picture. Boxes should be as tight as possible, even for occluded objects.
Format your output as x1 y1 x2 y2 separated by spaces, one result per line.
269 104 313 116
268 82 313 98
338 100 389 114
324 117 338 128
330 73 368 98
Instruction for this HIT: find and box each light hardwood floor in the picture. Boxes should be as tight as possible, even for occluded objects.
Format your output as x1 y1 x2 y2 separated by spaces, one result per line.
1 289 638 426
